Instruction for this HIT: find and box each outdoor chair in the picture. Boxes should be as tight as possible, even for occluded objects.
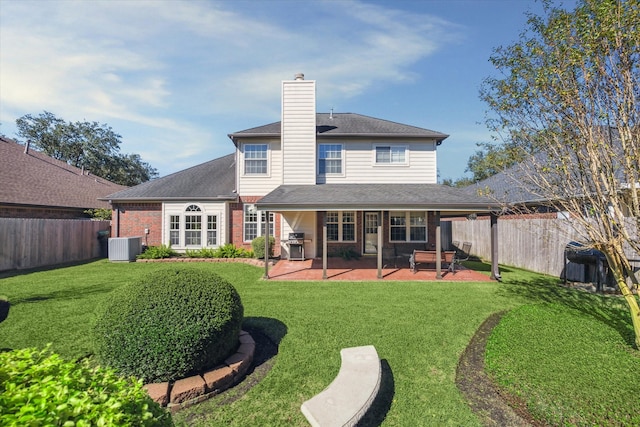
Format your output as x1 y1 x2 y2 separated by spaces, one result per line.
382 246 401 268
456 242 472 262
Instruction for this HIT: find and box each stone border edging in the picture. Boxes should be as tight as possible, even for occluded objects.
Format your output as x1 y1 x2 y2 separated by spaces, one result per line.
136 257 272 267
143 330 255 413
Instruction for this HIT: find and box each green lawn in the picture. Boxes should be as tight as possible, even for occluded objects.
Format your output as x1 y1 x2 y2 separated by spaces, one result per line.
0 260 637 426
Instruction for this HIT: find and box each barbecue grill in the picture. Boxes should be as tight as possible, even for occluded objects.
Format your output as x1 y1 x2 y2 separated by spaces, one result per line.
564 241 609 291
286 232 305 261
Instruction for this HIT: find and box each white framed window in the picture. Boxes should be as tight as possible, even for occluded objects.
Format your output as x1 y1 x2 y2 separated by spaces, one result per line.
244 144 268 175
244 205 274 242
185 204 202 246
169 215 180 246
389 211 427 242
318 144 343 174
167 204 219 248
207 215 217 246
326 211 356 242
375 145 407 165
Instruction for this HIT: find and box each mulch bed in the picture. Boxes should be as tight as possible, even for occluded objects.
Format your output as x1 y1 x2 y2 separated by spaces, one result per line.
455 312 547 427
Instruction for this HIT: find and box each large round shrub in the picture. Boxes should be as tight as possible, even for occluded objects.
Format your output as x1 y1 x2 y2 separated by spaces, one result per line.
92 267 244 383
0 346 173 426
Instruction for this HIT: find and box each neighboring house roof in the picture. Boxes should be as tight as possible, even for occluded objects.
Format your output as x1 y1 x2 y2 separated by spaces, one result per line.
0 137 127 210
257 184 499 215
228 113 449 144
103 153 237 202
461 163 547 206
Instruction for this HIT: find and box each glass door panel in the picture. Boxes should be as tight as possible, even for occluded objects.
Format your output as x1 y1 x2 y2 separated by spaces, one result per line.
364 212 378 254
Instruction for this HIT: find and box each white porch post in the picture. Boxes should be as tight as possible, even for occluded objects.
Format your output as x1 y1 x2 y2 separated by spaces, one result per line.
377 211 383 279
322 212 328 280
263 210 270 279
435 211 442 279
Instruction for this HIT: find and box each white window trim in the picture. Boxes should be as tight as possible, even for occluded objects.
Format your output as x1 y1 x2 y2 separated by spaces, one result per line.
389 211 428 243
373 144 409 166
165 203 220 249
243 205 274 242
242 143 270 177
326 210 357 242
317 143 345 177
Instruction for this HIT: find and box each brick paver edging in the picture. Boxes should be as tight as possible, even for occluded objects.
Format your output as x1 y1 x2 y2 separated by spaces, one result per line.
136 257 273 267
143 330 256 412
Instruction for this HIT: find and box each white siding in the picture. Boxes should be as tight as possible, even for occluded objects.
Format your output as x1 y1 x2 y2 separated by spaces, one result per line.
318 139 438 184
237 139 282 196
162 201 228 252
282 79 316 185
280 211 317 259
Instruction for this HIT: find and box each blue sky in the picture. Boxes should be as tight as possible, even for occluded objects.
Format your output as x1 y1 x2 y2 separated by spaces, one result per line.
0 0 556 182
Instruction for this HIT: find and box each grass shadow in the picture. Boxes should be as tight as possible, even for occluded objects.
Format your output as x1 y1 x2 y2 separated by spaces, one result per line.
463 260 515 274
177 317 288 425
0 258 103 279
9 283 116 305
499 274 636 347
355 359 395 427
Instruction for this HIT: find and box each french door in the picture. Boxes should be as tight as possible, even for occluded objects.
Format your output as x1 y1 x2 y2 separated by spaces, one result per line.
363 212 379 254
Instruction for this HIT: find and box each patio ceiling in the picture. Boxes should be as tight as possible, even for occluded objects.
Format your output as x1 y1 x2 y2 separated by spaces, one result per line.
255 184 501 215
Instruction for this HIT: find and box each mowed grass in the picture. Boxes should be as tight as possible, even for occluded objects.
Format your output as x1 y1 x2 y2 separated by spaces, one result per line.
0 259 638 426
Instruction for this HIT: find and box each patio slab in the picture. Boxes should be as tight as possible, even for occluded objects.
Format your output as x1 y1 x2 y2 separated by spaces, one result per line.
266 257 493 281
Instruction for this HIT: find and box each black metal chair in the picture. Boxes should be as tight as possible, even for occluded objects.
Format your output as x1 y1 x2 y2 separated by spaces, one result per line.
451 242 472 270
458 242 472 261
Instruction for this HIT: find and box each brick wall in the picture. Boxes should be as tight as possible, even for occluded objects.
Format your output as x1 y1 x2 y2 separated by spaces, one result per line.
314 211 438 257
113 203 162 247
230 196 281 256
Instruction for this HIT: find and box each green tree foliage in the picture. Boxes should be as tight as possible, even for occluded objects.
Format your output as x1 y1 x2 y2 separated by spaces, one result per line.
465 141 526 183
16 111 158 186
481 0 640 346
0 346 173 426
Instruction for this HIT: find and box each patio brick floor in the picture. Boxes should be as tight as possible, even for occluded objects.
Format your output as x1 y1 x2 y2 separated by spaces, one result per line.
265 257 493 281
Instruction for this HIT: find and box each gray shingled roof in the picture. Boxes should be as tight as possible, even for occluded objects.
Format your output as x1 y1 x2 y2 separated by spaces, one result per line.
103 153 236 201
228 113 448 144
0 137 127 209
461 163 546 205
256 184 499 213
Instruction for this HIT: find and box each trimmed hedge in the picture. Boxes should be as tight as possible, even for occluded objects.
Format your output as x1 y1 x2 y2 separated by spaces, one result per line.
0 346 172 426
251 236 275 259
92 267 244 383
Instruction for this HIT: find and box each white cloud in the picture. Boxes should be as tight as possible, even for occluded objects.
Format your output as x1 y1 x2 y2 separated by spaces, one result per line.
0 0 463 176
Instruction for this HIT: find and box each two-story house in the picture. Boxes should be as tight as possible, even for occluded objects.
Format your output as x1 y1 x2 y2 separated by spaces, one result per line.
104 74 500 276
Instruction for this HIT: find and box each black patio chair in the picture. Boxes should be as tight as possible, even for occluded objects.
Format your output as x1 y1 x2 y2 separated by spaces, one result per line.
457 242 472 262
451 242 472 271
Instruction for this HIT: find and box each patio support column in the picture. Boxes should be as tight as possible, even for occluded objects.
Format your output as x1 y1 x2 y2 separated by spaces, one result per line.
435 211 443 279
490 212 501 281
322 213 328 280
377 211 383 279
263 210 270 279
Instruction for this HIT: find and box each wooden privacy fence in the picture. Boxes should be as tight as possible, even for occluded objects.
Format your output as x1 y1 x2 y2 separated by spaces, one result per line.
0 218 110 272
447 217 639 279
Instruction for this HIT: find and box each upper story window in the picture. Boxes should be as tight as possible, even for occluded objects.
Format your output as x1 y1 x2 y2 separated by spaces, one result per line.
244 144 268 174
375 145 406 165
318 144 343 174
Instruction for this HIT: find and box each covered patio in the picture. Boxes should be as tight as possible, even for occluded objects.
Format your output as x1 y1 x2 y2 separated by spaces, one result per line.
256 183 502 281
266 257 493 281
